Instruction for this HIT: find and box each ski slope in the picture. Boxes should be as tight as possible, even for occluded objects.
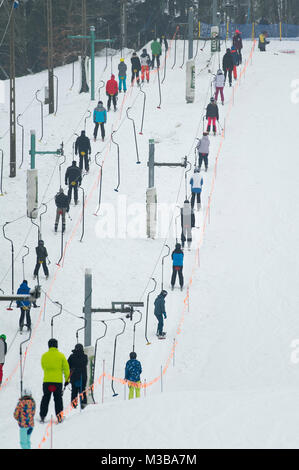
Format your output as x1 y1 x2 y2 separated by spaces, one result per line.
0 38 299 449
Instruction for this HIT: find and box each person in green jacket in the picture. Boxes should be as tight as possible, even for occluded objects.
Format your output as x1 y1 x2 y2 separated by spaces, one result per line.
39 338 70 423
151 38 162 69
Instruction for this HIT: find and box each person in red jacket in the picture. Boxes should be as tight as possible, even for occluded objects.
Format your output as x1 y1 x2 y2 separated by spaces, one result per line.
106 74 118 111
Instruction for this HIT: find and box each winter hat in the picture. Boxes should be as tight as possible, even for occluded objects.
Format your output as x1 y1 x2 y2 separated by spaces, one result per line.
210 97 215 102
217 69 223 74
74 343 84 352
175 243 181 250
161 290 168 297
0 334 6 341
22 280 28 285
129 351 137 360
120 58 124 62
48 338 58 348
72 160 77 165
38 239 44 245
226 48 231 52
203 131 209 136
22 388 32 397
98 100 103 105
111 74 115 79
132 52 137 56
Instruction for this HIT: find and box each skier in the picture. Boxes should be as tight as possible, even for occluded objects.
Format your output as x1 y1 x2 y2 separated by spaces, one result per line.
0 334 7 386
16 280 32 332
222 48 234 87
39 338 70 423
33 239 49 280
65 343 88 409
213 69 225 105
154 290 168 339
180 200 195 251
140 48 151 83
258 32 269 51
190 167 203 210
65 160 82 205
54 187 69 233
171 243 184 291
231 46 239 81
206 97 219 135
75 130 91 173
130 52 141 85
93 100 107 142
196 131 210 171
13 388 36 449
150 38 162 68
124 351 142 400
160 35 169 53
232 29 243 64
106 74 118 111
118 58 127 92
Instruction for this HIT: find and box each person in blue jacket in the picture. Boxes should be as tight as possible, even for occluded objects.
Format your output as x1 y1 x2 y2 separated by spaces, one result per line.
93 101 107 142
16 280 32 332
171 243 184 291
190 167 203 210
154 290 167 338
125 351 142 400
230 46 239 80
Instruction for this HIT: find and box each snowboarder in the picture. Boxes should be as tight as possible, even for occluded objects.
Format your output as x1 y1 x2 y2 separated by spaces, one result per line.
65 343 88 409
13 388 36 449
106 74 118 111
150 38 162 68
154 290 168 339
213 69 225 105
75 131 91 172
39 338 70 423
131 52 141 85
231 46 239 80
65 160 82 205
0 334 7 386
232 29 243 64
190 167 203 210
140 48 151 83
16 280 32 332
93 100 107 142
222 48 234 86
54 187 69 233
180 200 195 250
118 58 127 92
171 243 184 291
33 239 49 280
124 351 142 400
206 97 219 135
196 131 210 171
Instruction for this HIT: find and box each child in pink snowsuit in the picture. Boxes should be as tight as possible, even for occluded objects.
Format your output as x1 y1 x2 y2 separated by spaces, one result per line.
214 69 225 105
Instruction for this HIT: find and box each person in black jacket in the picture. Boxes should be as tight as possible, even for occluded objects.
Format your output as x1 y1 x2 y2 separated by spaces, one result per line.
65 161 82 205
222 48 234 86
33 240 49 280
206 97 219 135
131 52 141 85
65 344 88 409
181 200 195 251
54 188 70 233
75 131 91 173
154 290 168 338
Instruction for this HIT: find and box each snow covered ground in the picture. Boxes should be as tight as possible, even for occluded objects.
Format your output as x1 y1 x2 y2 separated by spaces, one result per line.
0 37 299 450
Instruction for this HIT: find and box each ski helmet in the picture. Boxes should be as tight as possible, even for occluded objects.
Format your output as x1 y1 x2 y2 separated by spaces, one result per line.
0 334 6 341
22 388 32 397
120 58 124 62
161 289 168 297
210 97 215 102
74 343 84 352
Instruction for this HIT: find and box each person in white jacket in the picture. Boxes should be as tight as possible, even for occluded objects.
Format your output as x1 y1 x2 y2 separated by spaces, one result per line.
190 168 203 210
196 132 210 171
213 69 225 105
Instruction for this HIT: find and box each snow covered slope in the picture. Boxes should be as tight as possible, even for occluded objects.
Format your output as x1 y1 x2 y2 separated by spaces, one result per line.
0 38 299 449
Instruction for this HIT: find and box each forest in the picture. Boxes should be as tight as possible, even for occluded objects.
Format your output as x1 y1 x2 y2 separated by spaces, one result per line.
0 0 298 78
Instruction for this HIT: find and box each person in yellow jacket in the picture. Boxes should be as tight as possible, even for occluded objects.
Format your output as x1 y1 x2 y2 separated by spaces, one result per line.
258 32 269 51
39 338 70 423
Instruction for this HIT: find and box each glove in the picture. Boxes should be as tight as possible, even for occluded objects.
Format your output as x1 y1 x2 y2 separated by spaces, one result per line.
27 427 33 435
